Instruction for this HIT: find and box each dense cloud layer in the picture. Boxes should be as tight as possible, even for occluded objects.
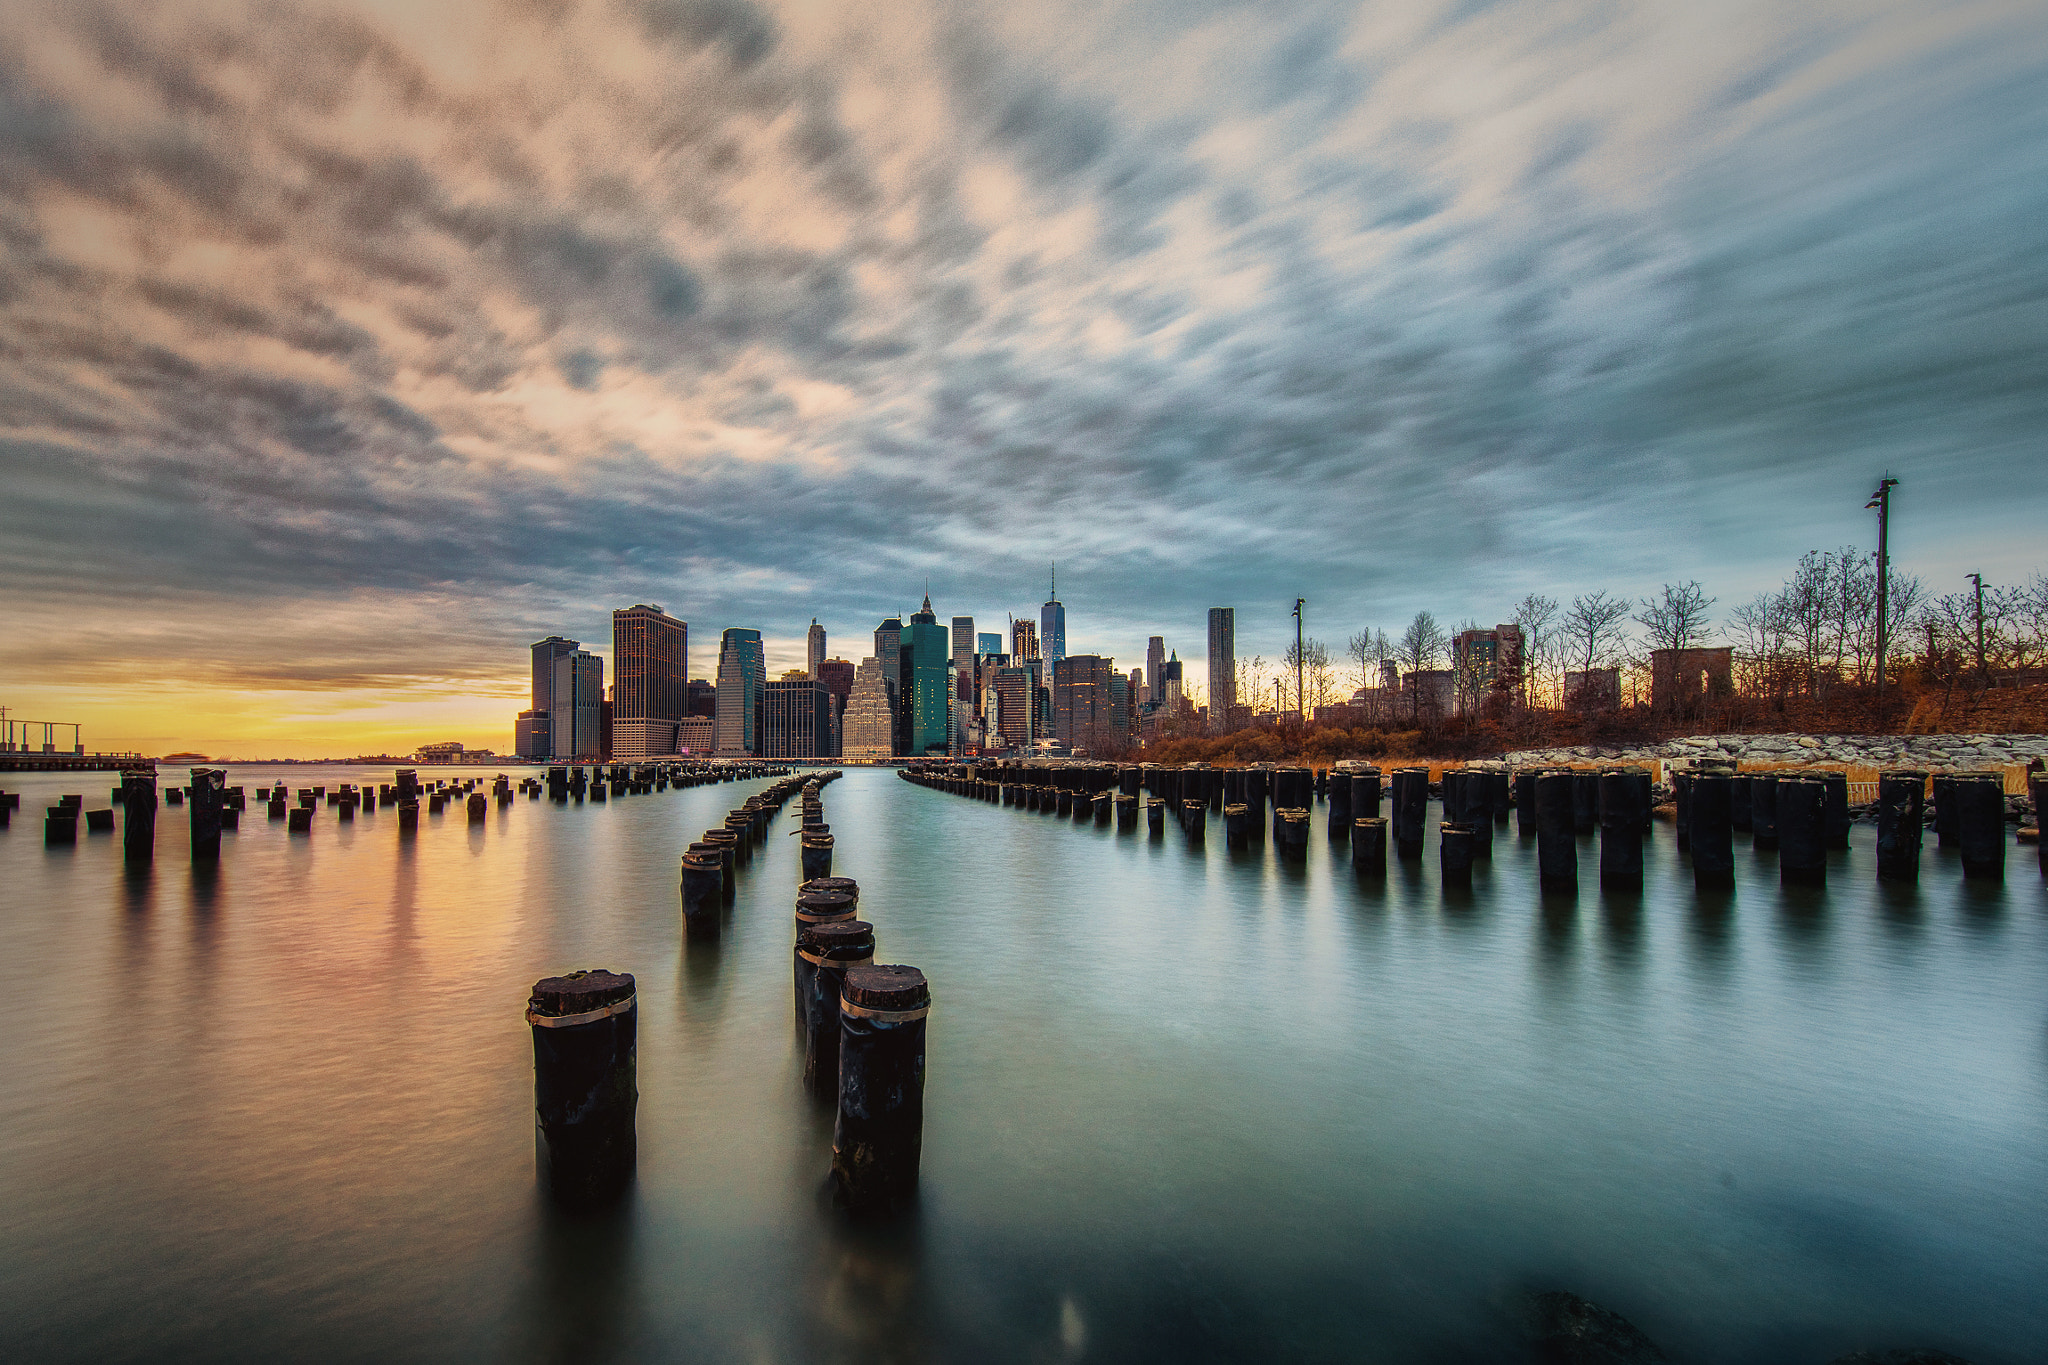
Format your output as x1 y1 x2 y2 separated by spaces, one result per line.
2 0 2043 702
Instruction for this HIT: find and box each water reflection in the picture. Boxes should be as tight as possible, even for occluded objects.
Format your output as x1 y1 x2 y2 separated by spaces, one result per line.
801 1211 930 1365
523 1199 642 1365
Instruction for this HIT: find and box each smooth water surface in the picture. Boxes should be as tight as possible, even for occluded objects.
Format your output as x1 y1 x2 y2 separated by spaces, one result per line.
1 767 2044 1363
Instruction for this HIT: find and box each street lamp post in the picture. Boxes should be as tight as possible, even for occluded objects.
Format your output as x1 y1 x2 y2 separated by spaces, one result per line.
1293 598 1305 720
1866 477 1899 703
1967 572 1986 682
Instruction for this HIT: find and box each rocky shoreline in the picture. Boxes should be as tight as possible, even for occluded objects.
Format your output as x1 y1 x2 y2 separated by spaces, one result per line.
1503 732 2048 771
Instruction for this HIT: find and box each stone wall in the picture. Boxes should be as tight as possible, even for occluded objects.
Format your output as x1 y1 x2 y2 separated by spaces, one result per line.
1505 732 2048 772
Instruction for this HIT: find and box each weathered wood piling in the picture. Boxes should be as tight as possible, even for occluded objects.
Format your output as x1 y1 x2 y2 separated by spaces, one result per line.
527 969 637 1209
831 962 929 1217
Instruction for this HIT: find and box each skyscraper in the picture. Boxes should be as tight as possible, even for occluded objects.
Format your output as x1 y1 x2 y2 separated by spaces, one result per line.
950 616 975 704
763 678 832 758
611 604 686 757
1040 566 1066 667
977 632 1001 655
841 658 894 762
807 619 826 679
819 657 855 756
873 616 903 753
1162 652 1184 710
1011 617 1039 662
991 666 1037 749
551 650 604 760
1146 635 1165 703
713 628 766 756
902 595 951 756
1053 653 1114 754
523 635 580 759
1207 607 1236 732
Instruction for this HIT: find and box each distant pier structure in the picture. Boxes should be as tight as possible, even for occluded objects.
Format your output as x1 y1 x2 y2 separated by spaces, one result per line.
0 714 148 772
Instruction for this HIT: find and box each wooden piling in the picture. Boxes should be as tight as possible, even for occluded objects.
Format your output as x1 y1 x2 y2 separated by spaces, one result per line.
1536 772 1577 892
1875 771 1925 882
831 963 928 1217
1778 777 1827 884
527 970 637 1210
797 920 875 1097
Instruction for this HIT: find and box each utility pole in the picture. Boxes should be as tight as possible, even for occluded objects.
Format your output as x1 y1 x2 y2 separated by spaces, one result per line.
1967 572 1986 683
1866 476 1899 702
1293 598 1305 720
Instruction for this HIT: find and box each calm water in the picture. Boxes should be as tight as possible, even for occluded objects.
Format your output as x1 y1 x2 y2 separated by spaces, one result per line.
2 766 2044 1364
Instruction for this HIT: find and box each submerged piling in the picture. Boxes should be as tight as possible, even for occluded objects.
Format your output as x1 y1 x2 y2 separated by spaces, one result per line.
831 962 929 1217
1955 775 2006 881
680 852 724 939
1689 772 1735 889
122 769 156 864
1351 817 1387 875
527 969 637 1209
1390 768 1427 859
1535 772 1577 892
1439 823 1473 884
1752 774 1780 850
801 832 835 884
1778 777 1827 884
1598 770 1644 890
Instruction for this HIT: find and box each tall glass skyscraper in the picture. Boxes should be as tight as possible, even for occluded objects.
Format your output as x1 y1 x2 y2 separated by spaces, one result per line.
713 627 765 756
1040 566 1065 668
807 619 826 679
902 596 952 756
1207 607 1236 732
950 616 975 704
611 605 686 756
551 649 604 760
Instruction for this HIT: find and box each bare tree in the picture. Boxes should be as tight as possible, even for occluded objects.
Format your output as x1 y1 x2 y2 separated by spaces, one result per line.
1235 654 1269 718
1398 612 1447 720
1561 590 1631 672
1511 594 1559 706
1346 628 1392 695
1283 637 1338 714
1635 581 1716 654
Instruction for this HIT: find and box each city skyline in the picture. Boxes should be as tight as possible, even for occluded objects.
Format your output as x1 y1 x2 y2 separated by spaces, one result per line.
3 0 2044 756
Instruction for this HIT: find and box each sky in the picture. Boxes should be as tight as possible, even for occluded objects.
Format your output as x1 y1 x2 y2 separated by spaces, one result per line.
1 0 2044 756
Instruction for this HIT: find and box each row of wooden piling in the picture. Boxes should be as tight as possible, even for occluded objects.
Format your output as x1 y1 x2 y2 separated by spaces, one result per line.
899 759 2044 888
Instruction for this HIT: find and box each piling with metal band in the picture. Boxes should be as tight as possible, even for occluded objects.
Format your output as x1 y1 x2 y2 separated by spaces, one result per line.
724 814 754 864
801 832 835 883
1955 775 2006 881
1778 777 1827 884
1350 770 1382 822
1730 774 1753 832
831 962 929 1217
1440 823 1473 883
704 830 740 893
190 767 226 862
527 969 637 1210
1183 800 1206 847
1821 771 1851 850
796 888 858 930
800 876 861 912
1875 771 1926 882
1752 774 1780 850
1514 770 1538 837
1146 798 1164 835
1390 768 1428 858
122 769 156 864
1223 803 1248 846
1690 772 1734 889
1536 772 1577 892
797 920 876 1096
680 852 724 939
1672 771 1694 851
1598 770 1644 890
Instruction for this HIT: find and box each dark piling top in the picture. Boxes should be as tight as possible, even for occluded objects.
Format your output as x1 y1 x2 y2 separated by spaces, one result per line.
801 877 860 899
799 919 876 956
528 969 636 1018
843 963 928 1011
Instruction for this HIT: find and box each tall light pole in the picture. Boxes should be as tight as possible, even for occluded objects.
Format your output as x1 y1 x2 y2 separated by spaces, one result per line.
1967 572 1986 682
1865 476 1898 702
1292 598 1306 720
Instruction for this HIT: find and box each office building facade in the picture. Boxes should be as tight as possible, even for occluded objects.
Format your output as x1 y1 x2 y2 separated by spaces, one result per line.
841 658 895 761
901 596 952 756
950 616 976 705
611 604 687 757
764 678 832 759
1207 607 1235 731
713 628 766 756
1053 653 1115 754
523 635 581 759
807 620 826 679
1146 636 1165 704
1011 617 1039 662
1040 577 1065 667
551 649 604 760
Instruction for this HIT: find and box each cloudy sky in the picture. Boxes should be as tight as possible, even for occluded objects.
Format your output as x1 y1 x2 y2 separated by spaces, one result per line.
1 0 2043 754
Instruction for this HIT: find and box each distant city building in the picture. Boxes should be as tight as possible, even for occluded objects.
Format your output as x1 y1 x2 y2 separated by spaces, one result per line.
978 631 1001 656
612 604 687 757
416 740 464 762
902 596 951 756
686 678 717 717
515 709 550 760
1161 653 1184 710
764 678 832 759
841 657 895 762
1053 653 1115 754
551 650 604 759
1401 668 1455 723
819 657 854 757
1011 617 1040 663
677 716 714 755
1450 624 1526 716
807 619 826 680
1207 607 1235 732
713 628 766 756
1108 670 1132 747
1040 567 1066 667
873 617 904 754
1128 667 1143 709
524 635 580 759
950 616 976 707
1146 636 1165 704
